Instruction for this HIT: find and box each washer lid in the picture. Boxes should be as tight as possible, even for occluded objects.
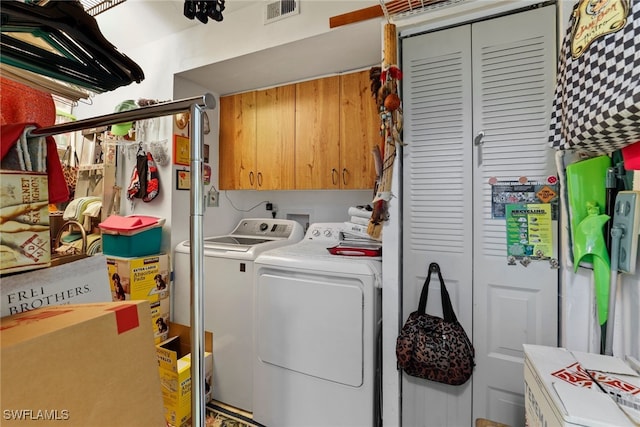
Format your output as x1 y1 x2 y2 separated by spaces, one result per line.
205 236 273 246
181 236 277 252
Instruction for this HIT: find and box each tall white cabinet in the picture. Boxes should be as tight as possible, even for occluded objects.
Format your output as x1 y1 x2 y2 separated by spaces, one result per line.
401 5 558 426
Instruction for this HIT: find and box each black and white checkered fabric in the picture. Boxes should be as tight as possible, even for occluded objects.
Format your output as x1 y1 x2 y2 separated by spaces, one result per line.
549 0 640 155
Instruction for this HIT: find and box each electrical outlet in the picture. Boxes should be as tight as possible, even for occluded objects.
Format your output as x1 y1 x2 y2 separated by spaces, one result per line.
207 189 219 207
612 191 640 274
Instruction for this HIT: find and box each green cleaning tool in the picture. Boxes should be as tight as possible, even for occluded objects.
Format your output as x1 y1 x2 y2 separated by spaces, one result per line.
566 155 612 326
572 201 610 325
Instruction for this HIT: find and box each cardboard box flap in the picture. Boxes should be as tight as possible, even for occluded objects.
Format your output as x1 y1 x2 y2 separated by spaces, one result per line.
167 322 213 355
573 351 640 377
156 323 212 372
552 381 633 427
157 336 180 372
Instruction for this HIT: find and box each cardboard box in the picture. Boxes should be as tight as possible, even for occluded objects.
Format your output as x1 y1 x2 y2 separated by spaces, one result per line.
156 322 213 427
1 301 165 426
106 254 170 343
1 254 112 316
0 171 50 274
524 344 640 427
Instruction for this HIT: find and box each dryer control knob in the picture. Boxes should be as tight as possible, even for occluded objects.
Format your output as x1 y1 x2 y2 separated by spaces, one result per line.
324 229 333 238
260 222 269 231
311 229 321 237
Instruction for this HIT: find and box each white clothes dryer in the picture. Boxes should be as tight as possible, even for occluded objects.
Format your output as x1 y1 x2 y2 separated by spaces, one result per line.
253 223 382 427
172 218 303 413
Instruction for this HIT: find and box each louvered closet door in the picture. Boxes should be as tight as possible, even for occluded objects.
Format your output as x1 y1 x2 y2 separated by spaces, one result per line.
471 6 557 425
401 5 557 427
402 24 474 427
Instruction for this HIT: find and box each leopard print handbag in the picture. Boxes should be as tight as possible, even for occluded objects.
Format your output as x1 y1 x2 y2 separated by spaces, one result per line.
61 145 79 200
396 262 475 385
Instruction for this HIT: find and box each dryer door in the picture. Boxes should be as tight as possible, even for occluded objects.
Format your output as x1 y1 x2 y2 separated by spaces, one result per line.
256 271 364 387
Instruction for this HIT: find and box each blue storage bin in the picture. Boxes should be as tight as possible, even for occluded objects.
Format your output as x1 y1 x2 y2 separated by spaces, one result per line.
101 225 162 257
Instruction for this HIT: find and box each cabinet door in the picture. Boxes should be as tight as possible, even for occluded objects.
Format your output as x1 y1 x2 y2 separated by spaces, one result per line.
339 70 380 190
219 91 257 190
295 76 340 189
256 85 295 190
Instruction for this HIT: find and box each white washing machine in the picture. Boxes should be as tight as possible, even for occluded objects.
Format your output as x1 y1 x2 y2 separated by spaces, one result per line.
173 218 303 413
253 223 382 427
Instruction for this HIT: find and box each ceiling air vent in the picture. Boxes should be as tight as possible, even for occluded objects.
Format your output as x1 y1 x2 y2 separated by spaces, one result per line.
264 0 300 24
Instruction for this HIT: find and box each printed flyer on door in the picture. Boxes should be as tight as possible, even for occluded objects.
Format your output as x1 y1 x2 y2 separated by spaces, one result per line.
506 203 552 259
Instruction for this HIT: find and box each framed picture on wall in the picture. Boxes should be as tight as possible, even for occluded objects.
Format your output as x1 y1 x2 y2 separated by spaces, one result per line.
176 169 190 190
173 134 190 166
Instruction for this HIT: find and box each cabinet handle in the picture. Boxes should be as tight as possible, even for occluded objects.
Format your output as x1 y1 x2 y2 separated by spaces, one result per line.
342 168 348 186
249 171 255 186
331 168 338 186
257 172 263 187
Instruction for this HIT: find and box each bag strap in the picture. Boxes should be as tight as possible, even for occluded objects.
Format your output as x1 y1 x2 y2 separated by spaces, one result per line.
62 145 71 164
62 145 79 166
417 262 459 324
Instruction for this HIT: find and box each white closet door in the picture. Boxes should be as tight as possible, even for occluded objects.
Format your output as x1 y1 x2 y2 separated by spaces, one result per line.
471 5 557 425
402 24 474 427
401 5 557 426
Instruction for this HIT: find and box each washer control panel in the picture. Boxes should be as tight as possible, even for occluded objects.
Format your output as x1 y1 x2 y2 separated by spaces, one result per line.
232 218 303 239
304 223 345 242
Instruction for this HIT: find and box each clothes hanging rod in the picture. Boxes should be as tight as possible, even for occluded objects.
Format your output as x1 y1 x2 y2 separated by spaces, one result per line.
29 93 216 137
28 92 216 426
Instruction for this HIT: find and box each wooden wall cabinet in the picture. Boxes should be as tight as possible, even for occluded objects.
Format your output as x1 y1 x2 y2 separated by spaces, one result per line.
294 75 341 189
219 91 256 190
339 70 380 190
256 84 296 190
295 71 379 190
219 70 379 190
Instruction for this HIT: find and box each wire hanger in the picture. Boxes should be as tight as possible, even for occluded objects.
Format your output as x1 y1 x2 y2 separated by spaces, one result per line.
0 1 145 93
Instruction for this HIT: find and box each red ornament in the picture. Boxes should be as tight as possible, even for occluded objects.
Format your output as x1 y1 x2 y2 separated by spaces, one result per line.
384 93 401 111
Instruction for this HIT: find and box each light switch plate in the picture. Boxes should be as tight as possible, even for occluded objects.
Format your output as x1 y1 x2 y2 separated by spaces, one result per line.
612 191 640 274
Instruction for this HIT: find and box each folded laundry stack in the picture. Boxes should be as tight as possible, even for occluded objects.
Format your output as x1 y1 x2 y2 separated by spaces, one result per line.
344 205 376 239
63 196 102 231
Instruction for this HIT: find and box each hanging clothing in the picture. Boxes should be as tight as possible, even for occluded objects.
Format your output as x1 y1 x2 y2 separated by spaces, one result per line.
1 122 70 204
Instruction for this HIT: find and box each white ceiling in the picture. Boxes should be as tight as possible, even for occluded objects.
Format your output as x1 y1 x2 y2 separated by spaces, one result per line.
96 0 260 50
95 0 382 96
178 19 382 95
